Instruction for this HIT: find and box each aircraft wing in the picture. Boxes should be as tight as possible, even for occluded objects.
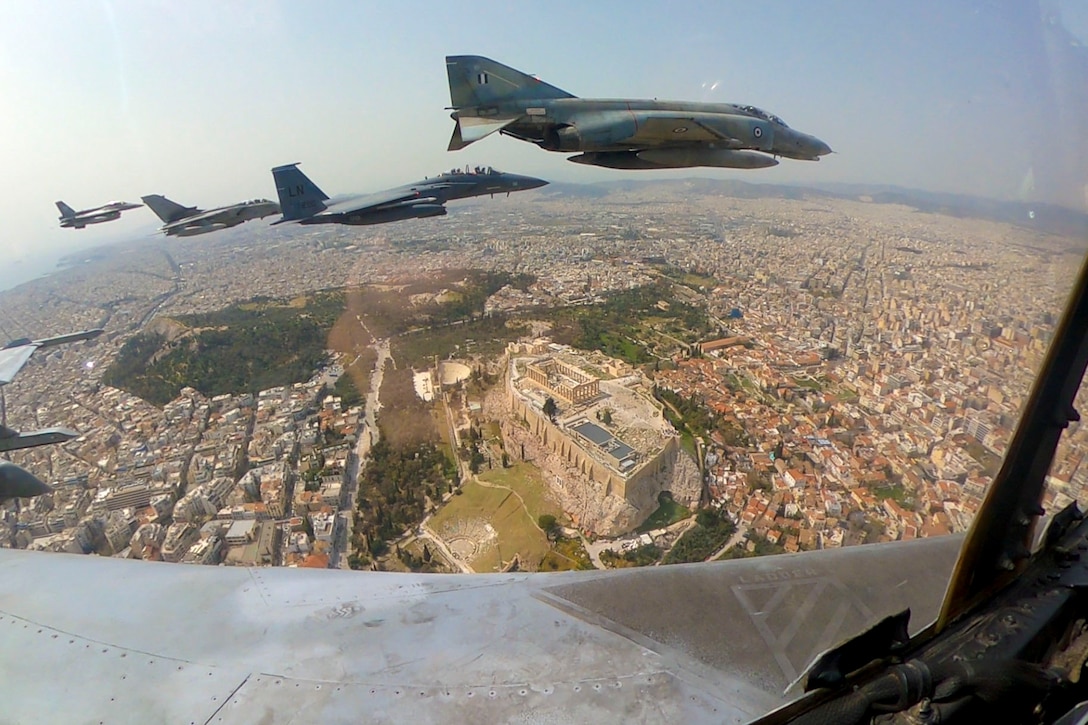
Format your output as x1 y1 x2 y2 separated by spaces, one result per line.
163 207 233 226
321 188 440 217
0 329 102 386
0 535 961 723
0 345 36 387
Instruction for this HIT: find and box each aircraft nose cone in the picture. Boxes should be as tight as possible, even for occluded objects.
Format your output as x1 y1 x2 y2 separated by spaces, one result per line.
0 462 53 502
516 175 549 190
813 138 833 156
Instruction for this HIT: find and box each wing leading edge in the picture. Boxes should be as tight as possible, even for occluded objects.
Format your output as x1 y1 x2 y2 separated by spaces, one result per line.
0 346 36 387
0 329 102 386
0 535 960 723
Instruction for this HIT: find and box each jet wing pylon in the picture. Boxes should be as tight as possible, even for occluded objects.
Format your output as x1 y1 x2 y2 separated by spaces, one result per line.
448 116 520 151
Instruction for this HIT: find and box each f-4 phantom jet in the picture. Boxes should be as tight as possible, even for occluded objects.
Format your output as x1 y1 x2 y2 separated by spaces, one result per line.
445 55 832 170
55 200 142 229
271 163 547 226
141 194 281 237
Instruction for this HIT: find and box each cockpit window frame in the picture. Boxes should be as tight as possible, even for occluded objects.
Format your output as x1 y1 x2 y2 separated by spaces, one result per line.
739 105 789 128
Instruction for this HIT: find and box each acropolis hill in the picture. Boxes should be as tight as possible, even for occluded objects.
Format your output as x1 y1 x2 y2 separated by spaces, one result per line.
504 340 700 535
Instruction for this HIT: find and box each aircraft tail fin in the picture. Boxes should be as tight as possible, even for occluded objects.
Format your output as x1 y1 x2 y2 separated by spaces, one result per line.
272 163 329 221
445 55 575 109
55 201 75 219
141 195 199 224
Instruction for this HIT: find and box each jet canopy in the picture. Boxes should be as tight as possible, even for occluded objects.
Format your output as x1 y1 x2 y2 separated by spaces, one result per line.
738 105 789 127
445 166 501 176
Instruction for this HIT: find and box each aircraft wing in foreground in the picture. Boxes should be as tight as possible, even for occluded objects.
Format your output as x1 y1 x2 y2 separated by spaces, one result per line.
141 194 281 237
445 55 832 170
0 535 960 723
270 162 546 226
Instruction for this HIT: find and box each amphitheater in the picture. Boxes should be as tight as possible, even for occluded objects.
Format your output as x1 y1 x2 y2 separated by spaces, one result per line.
438 518 496 562
439 361 471 386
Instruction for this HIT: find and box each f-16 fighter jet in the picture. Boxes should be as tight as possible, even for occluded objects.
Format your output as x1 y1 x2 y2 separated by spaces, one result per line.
271 163 547 225
445 55 832 170
56 200 142 229
0 328 102 501
141 194 281 237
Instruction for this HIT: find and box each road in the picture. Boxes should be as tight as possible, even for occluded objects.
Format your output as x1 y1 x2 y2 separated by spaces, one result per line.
581 536 611 569
331 332 390 569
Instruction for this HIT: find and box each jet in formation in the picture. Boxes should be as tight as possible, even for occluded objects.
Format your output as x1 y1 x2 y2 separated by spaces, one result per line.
0 328 102 501
141 194 281 237
445 55 832 170
271 163 547 225
55 200 142 229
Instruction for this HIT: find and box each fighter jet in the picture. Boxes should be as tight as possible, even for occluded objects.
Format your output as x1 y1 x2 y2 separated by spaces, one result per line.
445 55 832 170
55 200 142 229
271 163 547 225
0 328 102 501
141 194 281 237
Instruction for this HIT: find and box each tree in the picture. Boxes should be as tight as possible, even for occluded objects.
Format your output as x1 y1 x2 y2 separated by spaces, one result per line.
601 409 613 425
696 509 723 528
543 397 558 422
538 514 559 540
501 452 510 468
469 448 485 474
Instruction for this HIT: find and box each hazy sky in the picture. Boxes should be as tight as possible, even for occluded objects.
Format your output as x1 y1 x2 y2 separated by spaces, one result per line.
1 0 1085 285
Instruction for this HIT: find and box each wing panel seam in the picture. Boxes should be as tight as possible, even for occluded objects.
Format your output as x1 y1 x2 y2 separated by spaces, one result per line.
202 673 252 725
